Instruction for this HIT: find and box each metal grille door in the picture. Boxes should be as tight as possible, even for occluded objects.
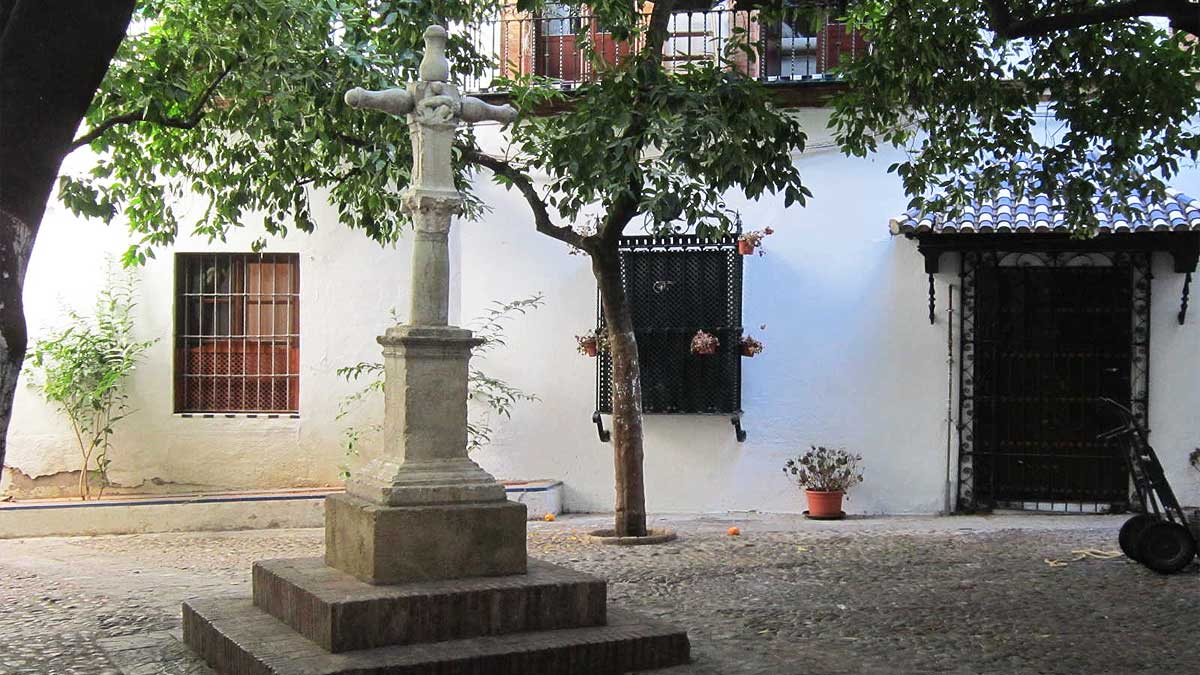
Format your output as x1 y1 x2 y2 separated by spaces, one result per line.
972 259 1133 505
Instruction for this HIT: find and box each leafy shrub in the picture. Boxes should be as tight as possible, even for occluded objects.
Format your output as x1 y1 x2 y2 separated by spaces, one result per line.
28 266 156 499
783 445 864 493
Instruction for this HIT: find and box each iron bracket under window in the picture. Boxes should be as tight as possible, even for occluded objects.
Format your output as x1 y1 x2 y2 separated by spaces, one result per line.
591 410 748 443
592 411 611 443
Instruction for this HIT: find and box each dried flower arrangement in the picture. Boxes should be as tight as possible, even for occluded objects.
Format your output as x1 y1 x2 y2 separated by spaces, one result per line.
740 335 764 357
690 330 720 355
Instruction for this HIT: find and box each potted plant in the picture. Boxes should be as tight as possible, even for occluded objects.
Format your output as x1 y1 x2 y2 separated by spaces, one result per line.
783 446 864 519
740 335 764 357
690 330 720 355
576 329 609 357
737 227 774 256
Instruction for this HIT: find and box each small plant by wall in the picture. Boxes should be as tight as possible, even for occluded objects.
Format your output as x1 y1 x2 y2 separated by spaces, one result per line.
27 264 156 500
336 294 544 478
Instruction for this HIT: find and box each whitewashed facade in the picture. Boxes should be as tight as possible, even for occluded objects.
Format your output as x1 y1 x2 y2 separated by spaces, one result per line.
5 110 1200 516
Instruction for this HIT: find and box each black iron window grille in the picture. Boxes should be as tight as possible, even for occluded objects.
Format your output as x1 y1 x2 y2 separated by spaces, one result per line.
174 253 300 414
596 234 744 425
957 250 1151 512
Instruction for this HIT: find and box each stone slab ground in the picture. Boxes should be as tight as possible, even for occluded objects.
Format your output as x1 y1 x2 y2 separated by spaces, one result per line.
1 513 1198 674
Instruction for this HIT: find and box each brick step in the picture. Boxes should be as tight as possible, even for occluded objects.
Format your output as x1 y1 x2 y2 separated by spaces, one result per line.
252 558 607 652
183 597 690 675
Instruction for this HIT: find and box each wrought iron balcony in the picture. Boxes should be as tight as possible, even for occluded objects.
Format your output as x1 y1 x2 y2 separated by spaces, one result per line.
460 6 866 94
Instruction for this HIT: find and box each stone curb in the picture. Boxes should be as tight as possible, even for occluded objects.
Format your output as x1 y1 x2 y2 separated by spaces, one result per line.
587 528 678 546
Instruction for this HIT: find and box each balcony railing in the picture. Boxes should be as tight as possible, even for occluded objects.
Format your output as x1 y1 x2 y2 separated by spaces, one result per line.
461 8 866 94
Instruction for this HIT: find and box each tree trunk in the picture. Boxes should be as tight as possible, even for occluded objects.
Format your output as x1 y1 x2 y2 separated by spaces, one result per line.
593 246 647 537
0 0 136 472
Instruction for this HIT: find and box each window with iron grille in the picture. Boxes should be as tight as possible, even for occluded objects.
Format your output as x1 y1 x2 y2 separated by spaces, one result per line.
597 235 743 415
174 253 300 414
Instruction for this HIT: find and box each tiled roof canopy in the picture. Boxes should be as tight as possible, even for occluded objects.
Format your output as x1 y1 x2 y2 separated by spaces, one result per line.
890 186 1200 235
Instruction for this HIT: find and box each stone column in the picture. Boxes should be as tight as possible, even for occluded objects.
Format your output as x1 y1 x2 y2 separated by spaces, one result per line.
327 26 526 584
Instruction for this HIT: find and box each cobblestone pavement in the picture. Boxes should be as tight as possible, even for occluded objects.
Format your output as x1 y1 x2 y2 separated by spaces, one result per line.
0 512 1195 674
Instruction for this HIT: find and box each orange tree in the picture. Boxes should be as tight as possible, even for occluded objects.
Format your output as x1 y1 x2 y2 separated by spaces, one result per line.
461 0 811 535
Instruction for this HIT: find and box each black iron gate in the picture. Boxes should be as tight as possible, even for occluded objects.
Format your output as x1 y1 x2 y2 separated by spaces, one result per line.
959 251 1151 510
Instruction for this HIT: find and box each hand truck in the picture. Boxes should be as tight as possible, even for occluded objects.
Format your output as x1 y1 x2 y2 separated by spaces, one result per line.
1099 398 1197 574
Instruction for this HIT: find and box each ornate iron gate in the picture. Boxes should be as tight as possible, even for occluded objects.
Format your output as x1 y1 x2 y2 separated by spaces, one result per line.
958 251 1151 511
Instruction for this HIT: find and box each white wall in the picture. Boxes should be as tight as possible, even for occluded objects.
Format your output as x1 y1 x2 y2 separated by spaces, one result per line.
463 112 953 515
6 112 1200 517
1148 241 1200 509
2 168 414 497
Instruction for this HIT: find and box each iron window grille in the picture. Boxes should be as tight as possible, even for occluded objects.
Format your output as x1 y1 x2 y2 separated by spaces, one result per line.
174 253 300 414
596 234 743 417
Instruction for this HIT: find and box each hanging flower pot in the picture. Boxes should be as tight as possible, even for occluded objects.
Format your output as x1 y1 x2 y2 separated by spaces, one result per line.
576 330 608 357
579 337 598 357
737 227 774 256
740 336 764 357
690 330 720 356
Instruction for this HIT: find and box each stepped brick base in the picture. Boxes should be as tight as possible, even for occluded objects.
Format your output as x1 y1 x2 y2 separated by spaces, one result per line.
252 557 607 652
183 598 690 675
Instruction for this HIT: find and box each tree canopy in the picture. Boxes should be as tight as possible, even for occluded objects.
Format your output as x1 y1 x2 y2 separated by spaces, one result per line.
832 0 1200 228
61 0 507 263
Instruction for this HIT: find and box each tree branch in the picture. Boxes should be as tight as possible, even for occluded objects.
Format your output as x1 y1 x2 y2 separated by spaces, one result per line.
641 0 676 63
294 167 361 189
599 181 641 246
335 132 369 148
985 0 1199 39
69 57 241 151
457 145 592 252
586 0 673 246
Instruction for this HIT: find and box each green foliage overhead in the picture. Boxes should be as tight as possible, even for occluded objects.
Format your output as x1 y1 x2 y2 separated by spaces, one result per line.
61 0 502 264
497 4 810 243
509 59 809 239
832 1 1200 229
62 0 813 259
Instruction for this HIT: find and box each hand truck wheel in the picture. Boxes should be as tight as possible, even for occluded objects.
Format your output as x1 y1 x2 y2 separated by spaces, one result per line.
1119 514 1159 562
1137 521 1197 574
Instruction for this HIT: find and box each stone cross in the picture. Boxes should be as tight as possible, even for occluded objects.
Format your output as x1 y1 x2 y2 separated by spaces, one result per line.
345 25 517 326
327 26 527 584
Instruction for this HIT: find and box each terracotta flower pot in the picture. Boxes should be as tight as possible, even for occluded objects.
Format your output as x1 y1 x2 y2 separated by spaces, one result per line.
737 239 756 255
805 489 844 518
581 340 598 357
741 344 756 357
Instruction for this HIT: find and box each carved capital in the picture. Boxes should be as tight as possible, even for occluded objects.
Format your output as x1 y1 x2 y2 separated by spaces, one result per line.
403 190 463 233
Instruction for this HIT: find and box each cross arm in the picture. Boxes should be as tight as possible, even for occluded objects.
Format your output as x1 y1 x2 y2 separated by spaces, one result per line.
344 87 414 117
461 96 517 125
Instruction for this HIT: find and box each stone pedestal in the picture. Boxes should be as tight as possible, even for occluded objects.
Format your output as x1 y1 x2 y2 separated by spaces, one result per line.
324 493 527 584
324 324 529 585
344 325 503 509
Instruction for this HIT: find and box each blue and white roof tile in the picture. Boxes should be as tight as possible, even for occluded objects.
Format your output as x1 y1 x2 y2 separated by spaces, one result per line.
890 187 1200 235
